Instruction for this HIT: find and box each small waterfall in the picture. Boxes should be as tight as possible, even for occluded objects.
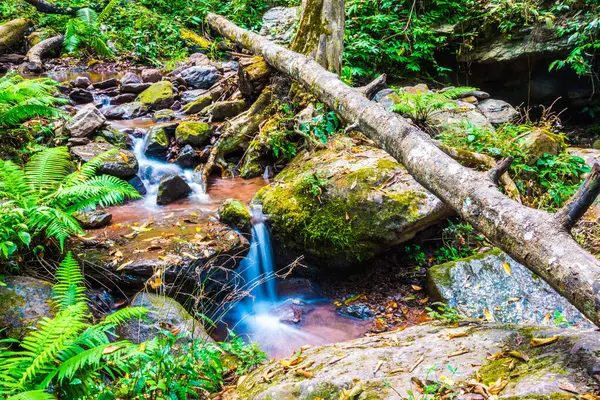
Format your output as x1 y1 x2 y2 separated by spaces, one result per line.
240 206 278 305
130 130 208 206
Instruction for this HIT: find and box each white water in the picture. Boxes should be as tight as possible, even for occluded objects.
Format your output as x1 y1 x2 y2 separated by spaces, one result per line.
131 130 209 207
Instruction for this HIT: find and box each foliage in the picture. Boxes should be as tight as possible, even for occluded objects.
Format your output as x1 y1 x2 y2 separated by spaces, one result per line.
299 105 341 144
220 331 266 375
0 253 146 399
425 302 462 324
434 220 480 262
0 146 140 258
437 123 590 210
64 2 115 58
392 87 476 128
296 170 329 199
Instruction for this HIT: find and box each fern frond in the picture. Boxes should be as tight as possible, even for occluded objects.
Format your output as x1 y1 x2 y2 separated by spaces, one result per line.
62 149 118 186
440 86 478 99
76 8 98 27
54 175 141 213
0 160 29 202
0 106 63 128
27 206 84 250
52 252 86 310
98 0 120 24
101 307 148 326
7 391 56 400
24 147 72 197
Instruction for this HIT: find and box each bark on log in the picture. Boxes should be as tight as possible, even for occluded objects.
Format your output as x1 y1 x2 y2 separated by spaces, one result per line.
290 0 345 74
23 0 77 15
358 74 388 100
207 12 600 325
0 19 31 53
19 35 64 73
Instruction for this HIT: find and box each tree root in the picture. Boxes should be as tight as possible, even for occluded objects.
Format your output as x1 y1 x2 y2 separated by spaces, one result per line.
19 35 64 73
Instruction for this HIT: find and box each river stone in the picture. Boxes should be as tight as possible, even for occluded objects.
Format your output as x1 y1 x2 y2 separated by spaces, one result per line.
430 100 493 130
336 303 374 320
173 144 196 168
73 210 112 229
72 76 91 89
224 322 600 400
181 88 209 104
103 102 149 119
65 104 106 138
144 126 171 158
110 93 137 105
93 78 119 90
128 175 147 196
204 100 246 121
71 141 139 180
459 90 490 100
136 81 175 110
69 88 94 104
179 65 221 89
182 94 213 114
517 129 563 163
175 121 212 147
153 109 176 122
477 98 519 124
141 68 162 83
255 138 451 268
120 72 143 86
219 199 251 231
0 19 31 50
427 249 590 327
259 7 299 44
0 276 54 339
121 82 152 94
96 127 128 148
156 174 192 205
116 292 213 343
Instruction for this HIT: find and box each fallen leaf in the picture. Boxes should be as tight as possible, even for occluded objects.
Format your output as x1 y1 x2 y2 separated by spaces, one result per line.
412 285 423 291
447 331 468 340
530 336 559 347
508 297 521 303
102 345 124 355
542 312 551 325
508 350 529 362
119 152 129 163
448 348 470 358
503 262 512 275
419 297 429 304
294 369 314 379
484 309 495 322
559 382 578 394
373 360 384 374
488 377 509 395
116 260 133 271
409 354 424 372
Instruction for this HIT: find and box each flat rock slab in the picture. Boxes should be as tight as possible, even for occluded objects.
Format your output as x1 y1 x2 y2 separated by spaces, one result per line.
225 322 600 399
427 249 591 327
70 210 249 292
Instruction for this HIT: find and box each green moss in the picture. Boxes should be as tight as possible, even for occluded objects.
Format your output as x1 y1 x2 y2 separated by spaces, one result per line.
478 353 568 386
175 121 212 147
301 382 340 400
136 80 174 110
219 199 251 230
182 95 213 115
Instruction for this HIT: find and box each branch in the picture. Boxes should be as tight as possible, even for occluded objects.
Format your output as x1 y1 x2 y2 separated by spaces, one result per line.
358 74 387 100
489 156 514 184
23 0 77 15
20 35 64 73
556 163 600 231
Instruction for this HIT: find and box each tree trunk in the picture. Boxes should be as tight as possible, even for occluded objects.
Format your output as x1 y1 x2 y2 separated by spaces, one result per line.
206 13 600 326
19 35 64 73
0 19 31 53
290 0 345 74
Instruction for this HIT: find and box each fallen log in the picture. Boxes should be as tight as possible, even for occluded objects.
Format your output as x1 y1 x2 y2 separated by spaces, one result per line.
207 12 600 325
23 0 77 15
19 35 64 73
0 19 31 53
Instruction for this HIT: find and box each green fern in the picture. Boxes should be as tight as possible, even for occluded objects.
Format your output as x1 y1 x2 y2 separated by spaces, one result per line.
64 4 116 58
0 254 146 398
0 147 141 255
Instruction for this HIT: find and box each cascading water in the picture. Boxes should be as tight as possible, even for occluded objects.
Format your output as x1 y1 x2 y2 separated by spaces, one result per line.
130 129 208 207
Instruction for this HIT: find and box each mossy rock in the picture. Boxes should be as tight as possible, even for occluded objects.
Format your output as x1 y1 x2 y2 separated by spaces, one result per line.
144 126 171 158
254 138 450 268
136 80 175 110
219 199 251 231
203 100 247 121
0 18 31 49
175 121 212 147
182 94 213 115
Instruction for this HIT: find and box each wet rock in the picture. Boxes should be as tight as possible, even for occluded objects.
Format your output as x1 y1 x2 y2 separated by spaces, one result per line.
259 7 299 44
188 52 211 66
476 98 519 125
86 287 115 320
175 121 212 147
430 101 493 130
182 94 213 115
111 93 137 105
144 126 171 158
72 76 91 89
271 299 312 324
103 102 149 119
96 127 128 148
156 174 192 205
225 322 600 400
141 68 162 83
0 276 54 339
136 80 175 110
69 88 94 104
153 109 176 122
255 137 451 268
173 145 196 168
517 129 563 163
65 104 106 138
336 303 374 320
93 78 118 90
205 100 246 121
120 72 142 86
181 88 208 104
121 82 152 94
459 90 490 100
116 292 213 343
128 175 147 196
373 88 394 103
179 65 221 89
74 210 112 229
219 199 251 231
427 249 590 327
71 141 139 180
67 137 91 147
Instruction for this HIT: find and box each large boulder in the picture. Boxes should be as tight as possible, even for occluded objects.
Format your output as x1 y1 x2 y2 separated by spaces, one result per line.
0 276 54 339
175 121 212 147
103 102 149 119
259 7 299 44
179 66 221 89
219 199 251 231
181 88 209 104
0 19 31 51
517 129 564 162
65 104 106 138
427 249 590 327
255 138 451 268
476 98 519 125
136 80 175 110
120 72 143 86
116 292 213 343
156 174 192 205
141 68 162 83
224 322 600 399
204 100 246 121
430 100 493 130
71 142 139 180
69 88 94 104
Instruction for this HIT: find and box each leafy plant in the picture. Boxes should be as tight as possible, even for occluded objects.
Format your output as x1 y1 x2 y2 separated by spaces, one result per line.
64 0 118 58
298 105 340 144
0 146 140 258
425 302 462 324
220 331 266 375
392 87 477 129
0 253 147 399
296 170 329 199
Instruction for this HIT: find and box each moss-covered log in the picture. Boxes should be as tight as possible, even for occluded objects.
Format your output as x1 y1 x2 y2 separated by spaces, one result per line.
0 19 31 53
207 12 600 325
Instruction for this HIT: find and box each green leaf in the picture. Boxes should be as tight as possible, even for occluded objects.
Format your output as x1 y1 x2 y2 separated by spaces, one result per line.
18 231 31 247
